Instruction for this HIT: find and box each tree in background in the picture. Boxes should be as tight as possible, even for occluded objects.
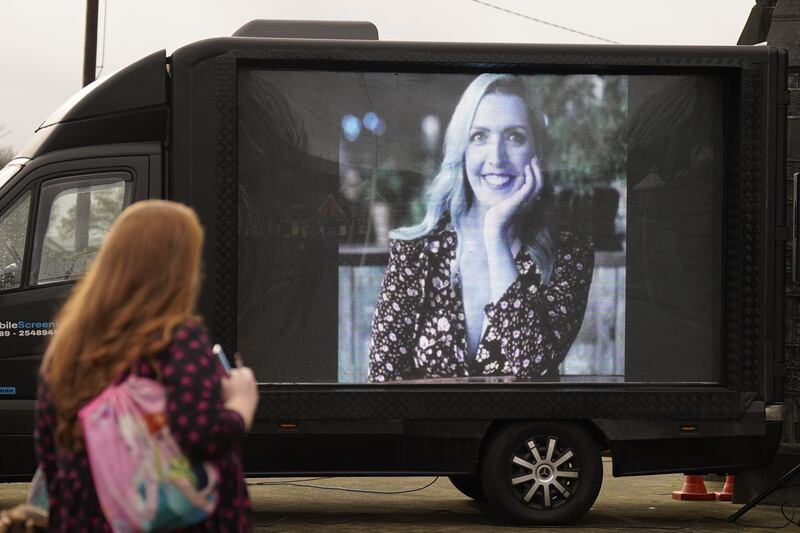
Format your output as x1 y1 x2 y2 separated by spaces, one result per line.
0 147 14 168
0 124 14 167
55 185 126 246
535 75 627 192
534 75 627 250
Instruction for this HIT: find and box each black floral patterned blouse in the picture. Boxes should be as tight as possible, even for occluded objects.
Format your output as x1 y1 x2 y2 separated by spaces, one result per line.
368 221 593 381
34 319 252 532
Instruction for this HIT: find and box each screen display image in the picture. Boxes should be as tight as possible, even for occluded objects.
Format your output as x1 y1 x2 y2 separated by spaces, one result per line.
238 70 722 384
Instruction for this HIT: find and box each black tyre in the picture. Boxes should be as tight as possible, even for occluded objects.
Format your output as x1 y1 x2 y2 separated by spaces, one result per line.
480 422 602 525
448 475 487 502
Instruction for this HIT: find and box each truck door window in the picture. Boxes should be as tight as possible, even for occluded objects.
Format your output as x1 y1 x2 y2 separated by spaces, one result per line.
0 191 32 290
31 177 131 285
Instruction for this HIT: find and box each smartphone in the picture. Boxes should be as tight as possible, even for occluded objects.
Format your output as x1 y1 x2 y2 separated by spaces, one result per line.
212 344 232 374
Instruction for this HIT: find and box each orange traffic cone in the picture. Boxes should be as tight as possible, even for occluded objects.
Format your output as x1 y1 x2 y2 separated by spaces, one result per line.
714 475 734 501
672 475 716 501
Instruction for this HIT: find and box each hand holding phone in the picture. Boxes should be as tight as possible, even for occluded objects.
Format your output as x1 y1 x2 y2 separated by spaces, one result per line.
219 350 258 431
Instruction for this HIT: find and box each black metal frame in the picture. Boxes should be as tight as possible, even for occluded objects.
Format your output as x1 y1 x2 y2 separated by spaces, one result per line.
169 40 786 427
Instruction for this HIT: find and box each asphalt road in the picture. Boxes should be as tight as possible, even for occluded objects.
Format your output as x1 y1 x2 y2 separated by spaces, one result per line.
0 459 794 531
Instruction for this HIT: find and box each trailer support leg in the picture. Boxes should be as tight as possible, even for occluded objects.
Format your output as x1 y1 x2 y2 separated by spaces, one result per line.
728 463 800 522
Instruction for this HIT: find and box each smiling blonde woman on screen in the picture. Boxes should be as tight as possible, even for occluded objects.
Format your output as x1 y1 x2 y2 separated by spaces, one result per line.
368 74 594 382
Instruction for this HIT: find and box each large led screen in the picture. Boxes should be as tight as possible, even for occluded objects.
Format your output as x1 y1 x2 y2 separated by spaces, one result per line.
238 70 722 384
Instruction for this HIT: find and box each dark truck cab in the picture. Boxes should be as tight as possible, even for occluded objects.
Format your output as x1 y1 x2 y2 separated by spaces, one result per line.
0 21 787 524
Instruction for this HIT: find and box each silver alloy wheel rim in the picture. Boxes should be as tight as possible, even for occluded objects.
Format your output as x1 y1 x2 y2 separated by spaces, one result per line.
508 435 581 510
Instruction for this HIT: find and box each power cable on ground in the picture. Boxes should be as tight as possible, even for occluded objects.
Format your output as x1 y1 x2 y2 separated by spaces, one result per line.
247 476 796 530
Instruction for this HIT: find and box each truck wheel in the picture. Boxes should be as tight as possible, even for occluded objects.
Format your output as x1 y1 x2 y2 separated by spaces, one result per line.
480 422 602 525
448 475 487 502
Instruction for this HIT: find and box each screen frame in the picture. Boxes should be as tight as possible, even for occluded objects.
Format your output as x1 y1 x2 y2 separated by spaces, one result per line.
169 39 786 417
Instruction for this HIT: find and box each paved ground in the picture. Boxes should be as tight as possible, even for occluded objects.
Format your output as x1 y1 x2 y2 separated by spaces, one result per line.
1 459 795 531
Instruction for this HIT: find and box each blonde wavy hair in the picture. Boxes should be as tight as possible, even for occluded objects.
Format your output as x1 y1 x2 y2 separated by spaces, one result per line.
42 200 205 452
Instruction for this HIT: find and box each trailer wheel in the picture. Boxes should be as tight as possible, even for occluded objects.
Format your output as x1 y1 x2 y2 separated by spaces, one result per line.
480 422 602 525
448 475 487 502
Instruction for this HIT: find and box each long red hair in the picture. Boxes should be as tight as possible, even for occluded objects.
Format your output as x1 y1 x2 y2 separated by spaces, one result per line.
42 200 205 451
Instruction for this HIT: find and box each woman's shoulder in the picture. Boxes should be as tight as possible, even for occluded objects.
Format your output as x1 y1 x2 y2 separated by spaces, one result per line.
132 318 210 377
177 316 205 331
170 317 208 343
152 317 213 369
388 218 455 255
552 228 594 273
555 228 593 253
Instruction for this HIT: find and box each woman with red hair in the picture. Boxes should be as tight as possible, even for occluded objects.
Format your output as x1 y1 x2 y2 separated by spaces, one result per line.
35 200 259 531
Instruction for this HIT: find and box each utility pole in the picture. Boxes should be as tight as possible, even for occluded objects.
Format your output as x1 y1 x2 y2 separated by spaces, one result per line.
77 0 99 254
82 0 99 87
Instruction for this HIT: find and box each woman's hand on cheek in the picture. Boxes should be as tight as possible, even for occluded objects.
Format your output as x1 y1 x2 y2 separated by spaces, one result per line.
484 157 542 243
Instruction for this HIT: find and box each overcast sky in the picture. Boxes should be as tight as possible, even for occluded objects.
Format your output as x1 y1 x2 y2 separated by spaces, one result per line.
1 0 756 152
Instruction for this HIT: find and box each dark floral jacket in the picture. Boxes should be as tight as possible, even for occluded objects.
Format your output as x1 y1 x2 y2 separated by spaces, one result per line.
368 221 593 381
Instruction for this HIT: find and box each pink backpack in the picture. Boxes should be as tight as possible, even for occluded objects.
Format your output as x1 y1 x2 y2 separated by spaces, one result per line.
78 373 219 532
